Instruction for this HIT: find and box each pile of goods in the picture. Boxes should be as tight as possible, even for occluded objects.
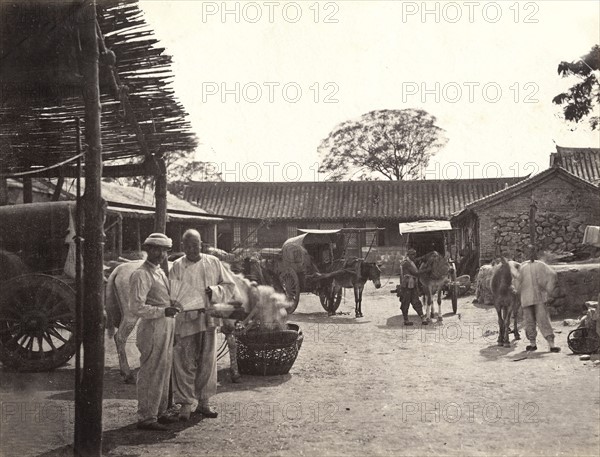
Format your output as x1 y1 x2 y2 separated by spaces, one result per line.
234 285 303 376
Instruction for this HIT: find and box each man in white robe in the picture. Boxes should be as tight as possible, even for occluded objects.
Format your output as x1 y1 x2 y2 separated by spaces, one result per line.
515 257 560 353
170 229 237 421
130 233 182 431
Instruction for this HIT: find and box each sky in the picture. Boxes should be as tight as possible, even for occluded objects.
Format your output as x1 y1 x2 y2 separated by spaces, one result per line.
140 0 600 182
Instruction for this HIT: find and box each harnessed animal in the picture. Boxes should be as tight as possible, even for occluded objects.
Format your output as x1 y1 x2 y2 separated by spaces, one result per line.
490 258 521 347
329 258 382 318
418 251 452 323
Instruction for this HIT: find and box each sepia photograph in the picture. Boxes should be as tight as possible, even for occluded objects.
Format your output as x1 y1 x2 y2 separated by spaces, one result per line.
0 1 599 456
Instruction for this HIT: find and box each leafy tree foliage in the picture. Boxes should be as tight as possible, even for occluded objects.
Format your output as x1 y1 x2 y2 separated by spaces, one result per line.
104 150 222 197
166 158 222 198
552 45 600 130
318 109 447 181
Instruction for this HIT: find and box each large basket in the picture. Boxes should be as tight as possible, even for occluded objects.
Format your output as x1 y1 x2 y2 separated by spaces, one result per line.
567 327 600 354
235 323 303 376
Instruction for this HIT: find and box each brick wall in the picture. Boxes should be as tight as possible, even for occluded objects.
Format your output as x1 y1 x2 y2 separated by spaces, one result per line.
478 176 600 265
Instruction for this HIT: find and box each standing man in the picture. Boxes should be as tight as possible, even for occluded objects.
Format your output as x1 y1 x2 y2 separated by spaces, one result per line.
399 248 427 325
515 255 561 353
129 233 181 431
171 229 237 421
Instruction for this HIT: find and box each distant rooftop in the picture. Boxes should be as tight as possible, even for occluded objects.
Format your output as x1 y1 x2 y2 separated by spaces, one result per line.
550 146 600 185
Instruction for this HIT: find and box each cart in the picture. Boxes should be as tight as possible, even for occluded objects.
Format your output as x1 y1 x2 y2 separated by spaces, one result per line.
397 220 459 314
257 228 384 314
0 202 82 371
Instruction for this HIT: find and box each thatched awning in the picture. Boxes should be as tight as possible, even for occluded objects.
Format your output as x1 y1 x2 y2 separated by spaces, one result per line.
0 0 197 177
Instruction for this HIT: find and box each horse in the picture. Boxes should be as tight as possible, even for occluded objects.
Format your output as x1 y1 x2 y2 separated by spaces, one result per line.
330 258 382 318
490 257 521 347
418 251 452 323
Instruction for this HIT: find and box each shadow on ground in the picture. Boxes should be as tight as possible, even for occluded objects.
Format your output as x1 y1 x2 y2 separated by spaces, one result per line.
36 416 205 457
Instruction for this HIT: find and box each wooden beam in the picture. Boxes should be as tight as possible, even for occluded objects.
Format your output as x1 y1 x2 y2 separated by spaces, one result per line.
10 160 158 179
0 178 8 206
154 157 167 233
75 2 105 456
23 178 33 203
52 175 65 201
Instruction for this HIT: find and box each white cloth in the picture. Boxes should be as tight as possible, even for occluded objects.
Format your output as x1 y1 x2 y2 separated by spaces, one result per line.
172 328 217 406
170 254 237 407
515 260 557 308
170 254 237 337
583 226 600 248
136 317 174 423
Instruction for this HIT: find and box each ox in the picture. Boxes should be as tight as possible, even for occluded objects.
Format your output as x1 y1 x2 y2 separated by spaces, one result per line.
490 258 521 347
418 251 452 323
475 264 495 306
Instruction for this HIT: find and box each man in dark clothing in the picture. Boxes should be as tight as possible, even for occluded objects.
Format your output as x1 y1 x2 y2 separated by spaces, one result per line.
399 249 427 325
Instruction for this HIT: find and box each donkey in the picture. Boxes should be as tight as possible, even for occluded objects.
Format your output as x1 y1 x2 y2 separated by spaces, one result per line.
330 258 382 318
490 257 521 347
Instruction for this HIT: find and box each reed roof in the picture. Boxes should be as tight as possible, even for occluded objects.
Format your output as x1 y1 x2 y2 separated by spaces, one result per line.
0 0 197 178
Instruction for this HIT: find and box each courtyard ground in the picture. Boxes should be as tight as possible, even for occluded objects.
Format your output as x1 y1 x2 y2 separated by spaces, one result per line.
1 282 599 457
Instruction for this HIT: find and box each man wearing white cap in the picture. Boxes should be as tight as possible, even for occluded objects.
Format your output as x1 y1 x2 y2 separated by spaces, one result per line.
129 233 182 430
170 229 237 421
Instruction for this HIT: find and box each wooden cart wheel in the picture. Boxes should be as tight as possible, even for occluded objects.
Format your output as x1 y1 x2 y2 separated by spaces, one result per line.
0 274 76 372
279 268 300 314
567 327 600 354
319 288 342 314
450 264 458 314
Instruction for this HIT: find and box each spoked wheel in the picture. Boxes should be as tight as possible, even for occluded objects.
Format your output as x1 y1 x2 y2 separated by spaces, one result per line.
449 264 458 314
319 289 342 314
279 268 300 314
0 274 76 372
567 327 600 354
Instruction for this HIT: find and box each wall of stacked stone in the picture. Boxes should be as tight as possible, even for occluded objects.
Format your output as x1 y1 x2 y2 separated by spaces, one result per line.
549 264 600 317
490 212 587 263
478 176 600 264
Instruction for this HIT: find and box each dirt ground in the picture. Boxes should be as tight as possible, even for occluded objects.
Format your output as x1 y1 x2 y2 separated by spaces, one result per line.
1 282 599 457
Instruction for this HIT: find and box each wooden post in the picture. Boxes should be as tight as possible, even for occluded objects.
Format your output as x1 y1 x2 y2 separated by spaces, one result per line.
213 224 218 249
117 215 123 257
154 157 168 233
52 175 65 201
0 177 8 205
135 219 141 251
529 198 537 261
23 178 33 203
76 2 105 456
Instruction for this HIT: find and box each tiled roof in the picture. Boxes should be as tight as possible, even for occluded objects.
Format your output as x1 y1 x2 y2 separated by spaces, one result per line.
452 166 600 218
184 178 526 222
549 146 600 185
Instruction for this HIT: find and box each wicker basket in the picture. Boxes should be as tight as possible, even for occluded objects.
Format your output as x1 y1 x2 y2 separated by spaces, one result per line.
236 323 303 376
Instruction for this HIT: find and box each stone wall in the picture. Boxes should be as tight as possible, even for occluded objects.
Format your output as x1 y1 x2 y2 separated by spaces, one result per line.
549 263 600 317
490 212 588 263
478 175 600 264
